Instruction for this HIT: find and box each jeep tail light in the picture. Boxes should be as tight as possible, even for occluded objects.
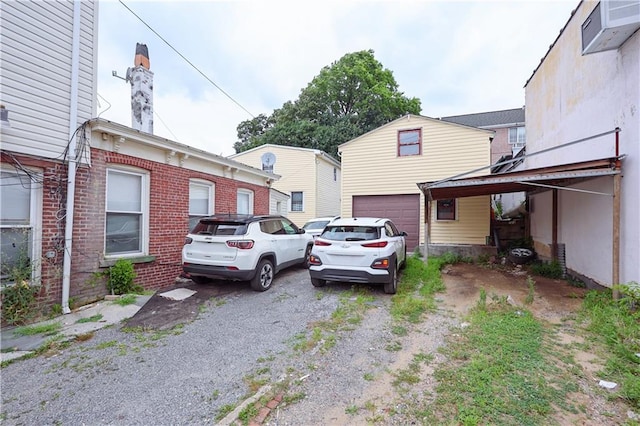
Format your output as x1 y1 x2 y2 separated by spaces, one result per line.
226 240 254 249
362 241 388 248
309 254 322 266
314 240 332 246
185 237 193 245
371 258 389 269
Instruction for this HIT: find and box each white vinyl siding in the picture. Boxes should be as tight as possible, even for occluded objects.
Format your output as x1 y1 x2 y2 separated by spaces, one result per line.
0 1 97 159
339 115 492 246
316 158 341 217
105 168 149 257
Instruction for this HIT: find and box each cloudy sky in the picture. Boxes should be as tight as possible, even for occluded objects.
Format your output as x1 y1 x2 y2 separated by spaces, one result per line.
97 0 579 156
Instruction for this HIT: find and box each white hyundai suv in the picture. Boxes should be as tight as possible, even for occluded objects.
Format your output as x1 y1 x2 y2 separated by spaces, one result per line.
182 215 313 291
308 217 407 294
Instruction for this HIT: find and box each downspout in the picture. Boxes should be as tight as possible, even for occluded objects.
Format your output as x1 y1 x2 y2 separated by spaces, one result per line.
61 0 82 314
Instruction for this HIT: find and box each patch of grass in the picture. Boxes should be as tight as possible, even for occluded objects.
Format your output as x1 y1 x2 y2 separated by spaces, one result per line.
13 322 62 336
113 294 137 306
363 372 375 381
432 300 578 425
391 325 408 336
76 314 103 324
530 260 563 279
579 289 640 409
237 403 259 424
345 404 359 415
385 341 402 352
390 255 445 323
95 340 118 350
215 404 236 422
283 391 305 405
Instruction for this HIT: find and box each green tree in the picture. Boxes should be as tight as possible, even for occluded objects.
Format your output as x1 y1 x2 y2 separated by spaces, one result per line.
234 50 421 158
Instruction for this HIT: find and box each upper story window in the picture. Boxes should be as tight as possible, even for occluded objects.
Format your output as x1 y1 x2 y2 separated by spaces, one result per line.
189 180 214 230
290 191 304 212
333 167 337 181
398 129 422 157
1 167 42 284
508 126 526 155
237 189 254 214
105 168 149 257
436 199 456 221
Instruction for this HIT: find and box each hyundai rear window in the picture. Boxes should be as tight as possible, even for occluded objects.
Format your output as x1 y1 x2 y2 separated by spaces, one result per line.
322 226 380 241
191 221 248 236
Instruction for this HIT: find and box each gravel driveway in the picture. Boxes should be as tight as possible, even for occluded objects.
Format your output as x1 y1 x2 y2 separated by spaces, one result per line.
1 265 454 425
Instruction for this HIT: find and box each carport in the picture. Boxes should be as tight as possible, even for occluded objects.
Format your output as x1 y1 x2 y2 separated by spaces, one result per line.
417 129 623 295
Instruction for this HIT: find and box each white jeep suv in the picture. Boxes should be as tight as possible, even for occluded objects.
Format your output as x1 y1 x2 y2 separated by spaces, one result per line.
182 215 313 291
308 217 407 294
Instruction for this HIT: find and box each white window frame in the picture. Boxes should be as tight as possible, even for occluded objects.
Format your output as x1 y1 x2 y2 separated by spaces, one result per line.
189 180 214 230
508 126 526 155
0 166 42 285
104 167 149 258
237 189 254 214
290 191 304 212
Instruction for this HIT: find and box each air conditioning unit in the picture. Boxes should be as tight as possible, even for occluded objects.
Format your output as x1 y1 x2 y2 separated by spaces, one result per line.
582 0 640 55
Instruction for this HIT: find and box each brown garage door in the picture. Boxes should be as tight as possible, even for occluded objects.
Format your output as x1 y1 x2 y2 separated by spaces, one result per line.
352 194 420 251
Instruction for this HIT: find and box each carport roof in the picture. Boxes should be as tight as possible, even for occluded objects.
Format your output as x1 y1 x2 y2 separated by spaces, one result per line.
418 157 622 201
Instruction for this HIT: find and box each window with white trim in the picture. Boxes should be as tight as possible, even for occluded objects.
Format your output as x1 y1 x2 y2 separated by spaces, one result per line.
508 126 526 155
436 199 456 221
398 129 422 156
189 180 214 230
1 167 42 284
237 189 254 214
105 168 148 256
290 191 304 212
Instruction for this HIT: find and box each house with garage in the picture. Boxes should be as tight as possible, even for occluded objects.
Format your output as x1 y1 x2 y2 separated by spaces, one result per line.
0 1 274 318
419 0 639 289
230 144 341 228
337 114 494 252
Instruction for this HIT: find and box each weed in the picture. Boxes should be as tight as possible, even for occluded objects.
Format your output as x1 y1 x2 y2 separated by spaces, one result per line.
95 340 118 350
13 321 62 336
283 392 305 404
363 372 375 381
391 325 408 336
237 403 258 424
530 260 563 279
107 259 138 295
385 341 402 352
215 404 236 422
113 294 137 306
345 405 359 415
76 314 103 324
1 280 40 325
525 276 535 305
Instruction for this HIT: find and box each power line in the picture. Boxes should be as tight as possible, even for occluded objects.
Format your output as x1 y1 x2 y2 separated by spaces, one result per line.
118 0 255 119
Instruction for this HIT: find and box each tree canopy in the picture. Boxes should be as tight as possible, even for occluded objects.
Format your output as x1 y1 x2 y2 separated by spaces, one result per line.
234 50 421 158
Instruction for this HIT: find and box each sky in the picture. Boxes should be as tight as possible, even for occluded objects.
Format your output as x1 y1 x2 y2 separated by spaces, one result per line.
96 0 580 157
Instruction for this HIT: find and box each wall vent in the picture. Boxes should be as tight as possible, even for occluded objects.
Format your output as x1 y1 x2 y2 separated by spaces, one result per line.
582 0 640 55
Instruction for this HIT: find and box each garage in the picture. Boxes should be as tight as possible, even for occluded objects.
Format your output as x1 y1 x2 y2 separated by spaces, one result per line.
352 194 420 251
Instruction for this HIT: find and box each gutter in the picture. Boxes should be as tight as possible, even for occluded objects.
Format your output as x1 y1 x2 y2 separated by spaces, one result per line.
61 0 82 314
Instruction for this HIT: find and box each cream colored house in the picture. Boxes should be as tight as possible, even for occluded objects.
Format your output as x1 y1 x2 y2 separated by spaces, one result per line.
230 144 341 227
338 114 493 251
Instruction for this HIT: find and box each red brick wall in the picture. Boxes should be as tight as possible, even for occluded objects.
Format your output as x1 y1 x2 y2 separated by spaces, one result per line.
1 154 66 311
2 148 270 314
69 148 270 304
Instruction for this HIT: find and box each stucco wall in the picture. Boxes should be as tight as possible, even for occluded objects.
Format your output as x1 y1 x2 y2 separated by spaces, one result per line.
525 1 639 286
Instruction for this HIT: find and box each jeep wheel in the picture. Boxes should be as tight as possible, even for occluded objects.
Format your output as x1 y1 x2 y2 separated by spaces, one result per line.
384 262 398 294
311 278 326 287
251 259 274 291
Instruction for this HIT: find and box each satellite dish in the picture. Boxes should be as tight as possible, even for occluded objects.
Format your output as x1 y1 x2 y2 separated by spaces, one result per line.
261 152 276 167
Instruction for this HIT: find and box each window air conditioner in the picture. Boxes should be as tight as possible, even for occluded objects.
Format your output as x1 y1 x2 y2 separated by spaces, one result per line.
581 0 640 55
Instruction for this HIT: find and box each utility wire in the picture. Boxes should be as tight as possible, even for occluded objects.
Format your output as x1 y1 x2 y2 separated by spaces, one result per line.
118 0 255 119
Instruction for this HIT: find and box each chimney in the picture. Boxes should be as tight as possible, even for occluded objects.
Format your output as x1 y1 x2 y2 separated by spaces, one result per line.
130 43 153 134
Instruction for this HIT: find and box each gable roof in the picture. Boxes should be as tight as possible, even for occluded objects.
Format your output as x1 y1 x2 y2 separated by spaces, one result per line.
229 144 341 168
338 114 494 151
439 108 525 129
